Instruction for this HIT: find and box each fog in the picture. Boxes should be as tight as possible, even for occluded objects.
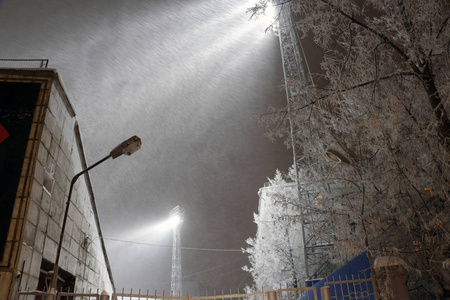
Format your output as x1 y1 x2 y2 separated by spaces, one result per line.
0 0 292 292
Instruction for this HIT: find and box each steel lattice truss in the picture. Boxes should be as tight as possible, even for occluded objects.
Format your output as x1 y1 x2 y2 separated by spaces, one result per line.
275 1 334 280
170 206 184 296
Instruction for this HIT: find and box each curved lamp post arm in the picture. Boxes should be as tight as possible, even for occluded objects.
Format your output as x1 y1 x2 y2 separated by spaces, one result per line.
50 154 111 289
49 136 141 293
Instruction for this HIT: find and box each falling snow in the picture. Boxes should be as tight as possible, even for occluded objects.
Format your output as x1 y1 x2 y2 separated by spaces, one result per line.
0 0 292 292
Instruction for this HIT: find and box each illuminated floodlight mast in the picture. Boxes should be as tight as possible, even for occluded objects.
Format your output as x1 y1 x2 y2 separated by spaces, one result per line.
169 206 184 296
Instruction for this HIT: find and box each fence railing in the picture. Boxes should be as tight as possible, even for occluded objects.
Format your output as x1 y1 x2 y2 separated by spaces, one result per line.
16 290 267 300
16 291 102 300
16 290 48 300
17 289 104 300
16 289 267 300
325 275 376 300
111 290 266 300
16 277 377 300
57 291 102 300
279 286 317 300
0 59 49 68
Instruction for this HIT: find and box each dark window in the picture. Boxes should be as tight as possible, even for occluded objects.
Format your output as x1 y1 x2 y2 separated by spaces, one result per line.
37 259 76 299
0 82 41 259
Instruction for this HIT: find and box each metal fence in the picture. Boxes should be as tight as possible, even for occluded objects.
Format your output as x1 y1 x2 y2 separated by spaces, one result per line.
17 289 104 300
16 277 377 300
325 275 376 300
0 59 48 68
16 290 48 300
279 287 318 300
112 289 266 300
16 289 267 300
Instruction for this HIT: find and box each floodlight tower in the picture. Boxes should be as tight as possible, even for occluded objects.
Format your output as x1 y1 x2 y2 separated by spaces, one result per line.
274 1 334 280
169 206 184 296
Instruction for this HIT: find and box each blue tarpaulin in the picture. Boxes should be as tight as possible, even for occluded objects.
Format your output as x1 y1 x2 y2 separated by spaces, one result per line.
301 252 375 300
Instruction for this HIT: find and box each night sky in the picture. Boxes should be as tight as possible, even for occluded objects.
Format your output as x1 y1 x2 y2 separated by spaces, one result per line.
0 0 293 293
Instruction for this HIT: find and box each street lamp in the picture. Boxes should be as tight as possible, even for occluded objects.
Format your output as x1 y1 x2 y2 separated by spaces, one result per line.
49 135 142 293
325 147 351 165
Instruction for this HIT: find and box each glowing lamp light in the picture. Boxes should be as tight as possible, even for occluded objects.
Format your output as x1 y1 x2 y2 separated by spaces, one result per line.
252 0 278 30
169 215 181 227
263 2 276 21
154 215 182 231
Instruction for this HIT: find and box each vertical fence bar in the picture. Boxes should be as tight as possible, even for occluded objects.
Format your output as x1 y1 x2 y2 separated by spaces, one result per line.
345 275 351 300
313 285 318 300
332 276 338 300
268 289 277 300
320 286 331 300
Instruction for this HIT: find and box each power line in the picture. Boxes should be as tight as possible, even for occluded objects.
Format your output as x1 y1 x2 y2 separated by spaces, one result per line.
103 237 242 252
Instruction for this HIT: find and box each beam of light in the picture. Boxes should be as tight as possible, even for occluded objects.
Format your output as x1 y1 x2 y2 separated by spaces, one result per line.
250 0 277 27
109 211 182 248
264 2 277 21
153 215 181 232
77 0 281 130
129 0 278 119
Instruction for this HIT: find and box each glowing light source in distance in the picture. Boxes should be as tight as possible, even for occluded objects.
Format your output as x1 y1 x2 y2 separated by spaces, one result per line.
153 215 181 232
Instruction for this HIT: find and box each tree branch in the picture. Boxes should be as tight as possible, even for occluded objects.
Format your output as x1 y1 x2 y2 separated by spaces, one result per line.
318 0 450 154
292 71 415 112
319 0 421 73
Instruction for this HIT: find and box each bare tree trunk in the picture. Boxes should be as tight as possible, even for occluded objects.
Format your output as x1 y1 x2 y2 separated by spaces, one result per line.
285 228 299 289
418 61 450 154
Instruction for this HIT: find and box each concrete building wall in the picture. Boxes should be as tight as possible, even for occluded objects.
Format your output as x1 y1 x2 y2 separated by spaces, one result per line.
0 69 114 299
257 182 302 245
256 182 305 286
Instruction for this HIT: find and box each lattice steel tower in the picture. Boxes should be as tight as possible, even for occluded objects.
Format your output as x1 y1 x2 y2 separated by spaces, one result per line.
170 206 184 296
275 1 334 280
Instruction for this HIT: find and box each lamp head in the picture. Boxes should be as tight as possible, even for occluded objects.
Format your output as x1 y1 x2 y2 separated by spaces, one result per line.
169 206 184 221
153 207 184 231
325 148 351 165
110 135 142 159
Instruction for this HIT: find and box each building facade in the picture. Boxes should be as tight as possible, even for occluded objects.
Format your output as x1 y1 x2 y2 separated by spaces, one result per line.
0 68 114 299
251 181 306 289
253 176 347 288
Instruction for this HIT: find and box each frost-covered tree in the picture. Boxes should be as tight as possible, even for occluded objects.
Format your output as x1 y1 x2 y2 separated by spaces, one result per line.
243 170 306 291
249 0 450 298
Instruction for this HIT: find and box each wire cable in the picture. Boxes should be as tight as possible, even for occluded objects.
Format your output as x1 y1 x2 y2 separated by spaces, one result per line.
103 237 242 252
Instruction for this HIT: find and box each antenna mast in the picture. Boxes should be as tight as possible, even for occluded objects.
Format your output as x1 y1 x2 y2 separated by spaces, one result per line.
275 1 333 280
170 206 184 296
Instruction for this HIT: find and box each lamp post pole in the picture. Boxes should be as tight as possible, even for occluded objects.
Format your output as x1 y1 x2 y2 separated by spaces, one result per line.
49 136 142 293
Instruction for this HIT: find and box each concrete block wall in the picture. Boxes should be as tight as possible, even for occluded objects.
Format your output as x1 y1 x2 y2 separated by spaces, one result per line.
8 70 114 295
